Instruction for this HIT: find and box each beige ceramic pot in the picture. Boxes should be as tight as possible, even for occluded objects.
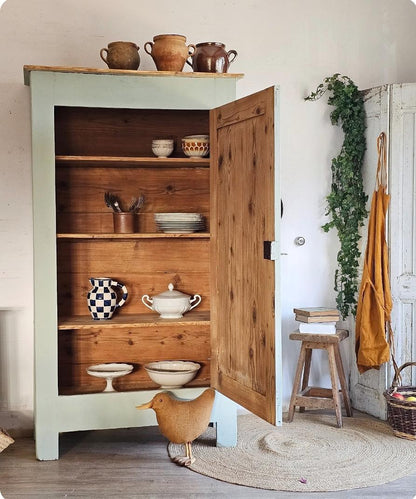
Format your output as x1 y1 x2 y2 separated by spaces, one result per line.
100 41 140 70
144 34 195 72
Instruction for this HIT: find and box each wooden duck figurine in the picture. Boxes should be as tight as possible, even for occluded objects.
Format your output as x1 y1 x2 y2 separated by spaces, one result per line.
136 388 215 466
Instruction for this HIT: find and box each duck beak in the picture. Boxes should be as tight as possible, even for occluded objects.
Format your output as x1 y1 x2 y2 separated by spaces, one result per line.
136 400 153 410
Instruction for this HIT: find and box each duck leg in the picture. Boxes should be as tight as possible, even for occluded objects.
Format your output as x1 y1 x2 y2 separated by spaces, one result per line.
186 441 196 465
171 442 195 467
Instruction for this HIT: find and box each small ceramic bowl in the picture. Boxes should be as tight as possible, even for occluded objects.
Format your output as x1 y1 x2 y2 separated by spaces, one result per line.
182 135 210 157
144 360 200 388
152 139 174 158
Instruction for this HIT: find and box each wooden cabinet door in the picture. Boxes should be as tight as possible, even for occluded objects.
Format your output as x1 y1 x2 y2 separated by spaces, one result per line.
210 86 281 425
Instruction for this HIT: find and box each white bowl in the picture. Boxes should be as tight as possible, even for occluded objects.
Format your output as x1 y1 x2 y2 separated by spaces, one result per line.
182 135 210 157
144 360 200 388
152 139 174 158
86 362 134 392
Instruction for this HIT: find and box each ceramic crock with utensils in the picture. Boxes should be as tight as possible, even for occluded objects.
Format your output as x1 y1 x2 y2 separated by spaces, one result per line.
112 212 135 233
104 192 144 233
100 41 140 70
186 42 237 73
144 34 195 72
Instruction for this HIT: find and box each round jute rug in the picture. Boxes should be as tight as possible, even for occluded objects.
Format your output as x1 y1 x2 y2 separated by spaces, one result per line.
168 413 416 492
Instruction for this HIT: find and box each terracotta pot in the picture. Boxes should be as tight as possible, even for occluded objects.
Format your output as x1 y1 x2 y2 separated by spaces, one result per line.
113 212 136 233
144 34 195 72
186 42 237 73
100 41 140 70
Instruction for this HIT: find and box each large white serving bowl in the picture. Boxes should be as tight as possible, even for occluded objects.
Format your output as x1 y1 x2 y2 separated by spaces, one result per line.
144 360 200 388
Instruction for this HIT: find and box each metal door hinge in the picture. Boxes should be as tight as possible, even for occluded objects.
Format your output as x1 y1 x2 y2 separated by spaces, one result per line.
263 241 278 260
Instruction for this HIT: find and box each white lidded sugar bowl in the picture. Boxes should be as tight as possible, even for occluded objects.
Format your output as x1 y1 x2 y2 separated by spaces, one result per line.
141 283 201 319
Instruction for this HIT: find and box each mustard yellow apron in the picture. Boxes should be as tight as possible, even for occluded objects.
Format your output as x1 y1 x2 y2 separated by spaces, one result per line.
355 132 392 373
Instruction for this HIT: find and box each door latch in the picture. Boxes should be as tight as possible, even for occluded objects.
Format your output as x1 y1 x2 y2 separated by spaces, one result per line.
263 241 278 260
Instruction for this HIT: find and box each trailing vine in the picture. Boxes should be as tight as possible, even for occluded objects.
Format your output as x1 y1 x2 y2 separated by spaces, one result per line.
305 74 368 318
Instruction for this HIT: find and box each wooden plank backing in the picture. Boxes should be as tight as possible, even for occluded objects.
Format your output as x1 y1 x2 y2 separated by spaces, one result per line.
56 165 210 233
57 239 210 316
210 87 277 423
58 325 210 393
54 107 210 157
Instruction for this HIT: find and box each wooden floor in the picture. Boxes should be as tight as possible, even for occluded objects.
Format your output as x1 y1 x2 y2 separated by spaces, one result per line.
1 423 416 498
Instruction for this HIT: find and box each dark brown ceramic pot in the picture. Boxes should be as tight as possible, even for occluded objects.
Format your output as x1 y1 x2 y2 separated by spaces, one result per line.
100 41 140 70
186 42 237 73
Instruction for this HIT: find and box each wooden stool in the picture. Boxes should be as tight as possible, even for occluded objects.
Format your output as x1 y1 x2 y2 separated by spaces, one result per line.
288 329 353 427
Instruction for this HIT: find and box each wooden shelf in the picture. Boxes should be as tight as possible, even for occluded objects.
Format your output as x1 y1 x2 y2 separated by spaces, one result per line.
58 382 211 396
58 311 211 330
57 232 210 239
23 65 244 85
55 155 210 168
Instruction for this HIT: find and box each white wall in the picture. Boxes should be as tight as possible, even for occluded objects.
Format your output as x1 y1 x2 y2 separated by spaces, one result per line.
1 0 416 432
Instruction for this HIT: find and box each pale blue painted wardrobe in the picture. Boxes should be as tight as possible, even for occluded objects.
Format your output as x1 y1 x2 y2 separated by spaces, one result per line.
25 66 281 460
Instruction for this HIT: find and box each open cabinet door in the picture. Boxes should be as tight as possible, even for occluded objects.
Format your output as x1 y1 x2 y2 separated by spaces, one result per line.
210 86 281 425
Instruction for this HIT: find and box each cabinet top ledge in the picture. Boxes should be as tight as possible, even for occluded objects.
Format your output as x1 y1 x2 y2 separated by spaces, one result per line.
23 65 244 85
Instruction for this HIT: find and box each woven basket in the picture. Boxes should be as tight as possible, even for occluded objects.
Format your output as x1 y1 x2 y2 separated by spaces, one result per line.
0 428 14 452
384 361 416 440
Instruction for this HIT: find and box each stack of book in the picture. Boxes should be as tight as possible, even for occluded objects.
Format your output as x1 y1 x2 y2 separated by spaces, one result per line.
294 307 340 334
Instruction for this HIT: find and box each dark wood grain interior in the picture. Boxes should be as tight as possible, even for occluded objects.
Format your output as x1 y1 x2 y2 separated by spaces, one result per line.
55 106 211 394
56 239 210 316
56 166 209 233
58 326 210 394
55 107 209 157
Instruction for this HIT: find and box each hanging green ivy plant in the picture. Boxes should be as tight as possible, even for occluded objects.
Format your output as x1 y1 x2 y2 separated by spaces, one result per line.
305 74 368 318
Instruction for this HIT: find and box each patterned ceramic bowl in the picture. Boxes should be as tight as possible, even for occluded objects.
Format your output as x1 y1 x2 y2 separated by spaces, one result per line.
182 135 210 157
152 139 174 158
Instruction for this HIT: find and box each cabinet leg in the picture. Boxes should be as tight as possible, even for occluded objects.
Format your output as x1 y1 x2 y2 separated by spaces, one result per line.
212 391 237 447
35 428 59 461
215 416 237 447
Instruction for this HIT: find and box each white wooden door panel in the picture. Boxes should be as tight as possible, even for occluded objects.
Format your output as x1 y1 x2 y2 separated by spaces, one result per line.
350 85 389 418
390 84 416 386
351 83 416 416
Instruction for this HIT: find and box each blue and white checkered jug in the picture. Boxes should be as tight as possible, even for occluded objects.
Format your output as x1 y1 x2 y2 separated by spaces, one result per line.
87 277 128 320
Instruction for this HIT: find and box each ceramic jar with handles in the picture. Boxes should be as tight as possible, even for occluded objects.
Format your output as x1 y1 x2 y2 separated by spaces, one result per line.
186 42 237 73
100 41 140 70
87 277 128 320
144 34 195 72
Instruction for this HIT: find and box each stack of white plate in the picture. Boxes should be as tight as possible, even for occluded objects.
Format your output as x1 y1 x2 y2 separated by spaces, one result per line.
154 212 206 233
